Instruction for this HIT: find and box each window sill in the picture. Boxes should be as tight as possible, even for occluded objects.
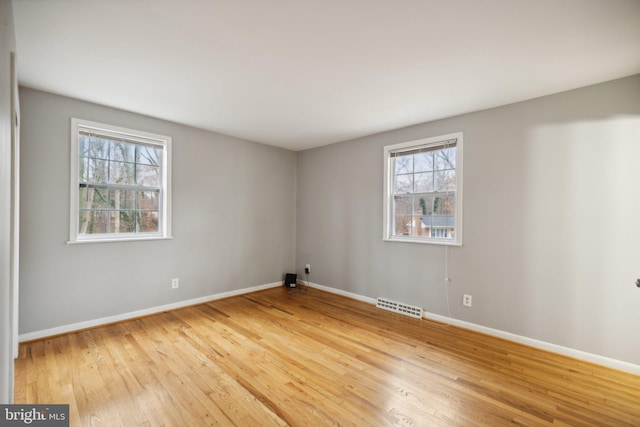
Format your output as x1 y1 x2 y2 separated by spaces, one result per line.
383 237 462 247
67 236 174 244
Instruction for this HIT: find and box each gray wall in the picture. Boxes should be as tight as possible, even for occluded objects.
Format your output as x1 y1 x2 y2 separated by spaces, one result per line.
17 70 640 368
19 88 297 334
296 74 640 366
1 0 16 403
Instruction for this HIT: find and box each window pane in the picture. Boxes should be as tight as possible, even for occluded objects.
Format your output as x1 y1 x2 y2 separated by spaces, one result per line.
136 145 162 166
434 169 456 192
136 164 160 187
393 195 415 236
394 174 413 193
79 136 89 158
394 156 413 175
411 215 429 237
435 147 456 170
79 187 108 209
414 152 433 172
78 210 108 234
414 172 433 193
82 136 109 159
394 215 411 236
138 190 159 210
78 157 88 182
109 189 135 210
419 213 432 228
431 228 450 239
394 196 414 217
110 211 136 233
431 218 455 235
109 161 135 185
86 158 108 183
434 195 455 216
139 211 159 233
415 196 433 216
110 141 135 162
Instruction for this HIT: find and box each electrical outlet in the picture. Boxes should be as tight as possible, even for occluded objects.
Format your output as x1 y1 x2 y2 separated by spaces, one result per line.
305 264 310 274
462 294 472 307
172 278 179 289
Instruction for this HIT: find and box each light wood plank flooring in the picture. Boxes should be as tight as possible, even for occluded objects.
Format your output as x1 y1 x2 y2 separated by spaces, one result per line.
14 286 640 426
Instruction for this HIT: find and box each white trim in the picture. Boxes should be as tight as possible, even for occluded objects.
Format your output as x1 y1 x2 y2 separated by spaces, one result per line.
421 311 640 376
67 236 174 244
10 51 20 360
69 118 173 243
20 280 640 375
382 132 463 246
305 281 376 304
306 282 640 376
19 281 282 343
382 236 463 246
73 119 170 145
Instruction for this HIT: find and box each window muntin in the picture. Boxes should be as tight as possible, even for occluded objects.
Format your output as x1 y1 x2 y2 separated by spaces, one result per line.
69 119 172 243
383 133 463 245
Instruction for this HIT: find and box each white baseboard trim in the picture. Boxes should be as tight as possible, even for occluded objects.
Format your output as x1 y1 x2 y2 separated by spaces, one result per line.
421 311 640 376
305 281 377 305
307 282 640 376
19 281 282 343
20 280 640 375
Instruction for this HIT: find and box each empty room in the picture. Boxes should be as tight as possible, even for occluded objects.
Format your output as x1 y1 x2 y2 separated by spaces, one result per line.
1 0 640 425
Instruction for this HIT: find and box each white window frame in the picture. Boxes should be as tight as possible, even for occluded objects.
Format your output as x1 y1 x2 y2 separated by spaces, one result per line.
383 132 463 246
68 118 173 243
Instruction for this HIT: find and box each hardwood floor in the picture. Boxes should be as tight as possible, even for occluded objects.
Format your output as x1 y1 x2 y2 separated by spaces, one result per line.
14 286 640 426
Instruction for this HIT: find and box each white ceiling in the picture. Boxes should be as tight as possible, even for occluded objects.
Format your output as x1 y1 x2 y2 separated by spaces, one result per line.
13 0 640 151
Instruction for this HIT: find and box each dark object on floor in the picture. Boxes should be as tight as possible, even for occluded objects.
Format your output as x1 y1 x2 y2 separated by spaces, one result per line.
284 273 297 288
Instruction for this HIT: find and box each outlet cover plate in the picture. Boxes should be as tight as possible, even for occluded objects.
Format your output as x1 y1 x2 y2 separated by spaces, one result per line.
463 294 472 307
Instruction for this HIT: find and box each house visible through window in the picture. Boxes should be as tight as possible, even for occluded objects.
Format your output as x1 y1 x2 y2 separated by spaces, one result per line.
383 133 463 245
69 119 172 243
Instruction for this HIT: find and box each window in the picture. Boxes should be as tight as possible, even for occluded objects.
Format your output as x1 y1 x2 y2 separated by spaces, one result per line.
69 118 172 243
383 133 463 245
